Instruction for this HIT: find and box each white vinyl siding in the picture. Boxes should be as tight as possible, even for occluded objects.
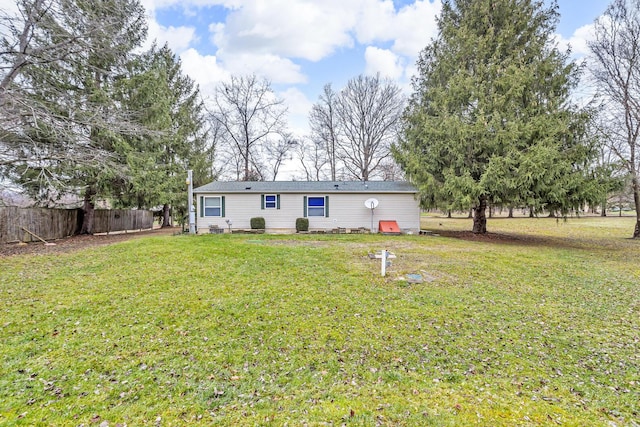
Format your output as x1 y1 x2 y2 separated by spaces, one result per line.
195 192 420 233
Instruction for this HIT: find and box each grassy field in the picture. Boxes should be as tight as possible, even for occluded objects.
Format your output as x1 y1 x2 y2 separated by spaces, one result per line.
1 217 638 426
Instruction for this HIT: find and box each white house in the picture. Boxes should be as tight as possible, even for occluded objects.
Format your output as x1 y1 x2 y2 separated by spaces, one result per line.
193 181 421 234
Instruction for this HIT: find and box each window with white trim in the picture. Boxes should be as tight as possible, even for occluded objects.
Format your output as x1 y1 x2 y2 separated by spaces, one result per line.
265 194 277 209
307 196 325 216
204 196 221 217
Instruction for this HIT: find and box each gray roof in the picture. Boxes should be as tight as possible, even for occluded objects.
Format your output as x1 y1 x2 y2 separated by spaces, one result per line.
194 181 417 194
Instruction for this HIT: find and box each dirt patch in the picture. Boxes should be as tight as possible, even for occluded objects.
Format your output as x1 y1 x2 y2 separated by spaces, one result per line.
429 229 589 249
433 230 528 244
0 227 180 257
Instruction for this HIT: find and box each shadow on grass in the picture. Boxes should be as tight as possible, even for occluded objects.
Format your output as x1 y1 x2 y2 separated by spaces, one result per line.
429 229 638 251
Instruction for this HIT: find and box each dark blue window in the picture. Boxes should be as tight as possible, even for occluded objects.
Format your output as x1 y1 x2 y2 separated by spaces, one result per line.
265 194 277 209
307 197 325 216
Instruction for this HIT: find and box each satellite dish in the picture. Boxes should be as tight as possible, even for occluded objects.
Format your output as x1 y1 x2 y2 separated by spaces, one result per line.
364 198 379 209
365 198 379 232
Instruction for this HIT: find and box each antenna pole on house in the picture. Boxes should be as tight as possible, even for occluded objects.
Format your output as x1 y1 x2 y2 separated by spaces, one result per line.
187 170 195 234
370 201 374 231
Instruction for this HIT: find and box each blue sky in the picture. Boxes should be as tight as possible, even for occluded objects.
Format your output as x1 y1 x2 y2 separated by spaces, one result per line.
0 0 608 136
140 0 608 138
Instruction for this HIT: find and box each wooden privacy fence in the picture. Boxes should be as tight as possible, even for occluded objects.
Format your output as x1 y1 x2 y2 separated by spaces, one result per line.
0 207 79 244
0 208 154 244
93 209 153 234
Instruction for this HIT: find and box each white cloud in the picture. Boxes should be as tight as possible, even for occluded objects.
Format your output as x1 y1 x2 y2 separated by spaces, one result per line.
364 46 404 80
557 23 596 57
146 20 197 52
354 0 441 58
141 0 242 11
354 0 397 44
141 0 443 94
353 0 440 88
0 0 18 15
179 48 230 96
403 61 418 89
219 52 307 84
390 0 442 57
213 0 356 61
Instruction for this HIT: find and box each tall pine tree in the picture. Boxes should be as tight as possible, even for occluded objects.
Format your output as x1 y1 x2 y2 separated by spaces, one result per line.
114 43 213 226
394 0 597 233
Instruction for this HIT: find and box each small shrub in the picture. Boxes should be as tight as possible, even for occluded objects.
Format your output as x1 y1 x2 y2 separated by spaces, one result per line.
296 217 309 232
250 217 265 229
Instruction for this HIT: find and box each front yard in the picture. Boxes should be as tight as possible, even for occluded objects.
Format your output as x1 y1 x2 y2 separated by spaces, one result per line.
1 217 638 426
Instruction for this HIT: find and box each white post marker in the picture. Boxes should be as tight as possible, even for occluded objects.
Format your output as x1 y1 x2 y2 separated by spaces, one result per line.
381 249 387 277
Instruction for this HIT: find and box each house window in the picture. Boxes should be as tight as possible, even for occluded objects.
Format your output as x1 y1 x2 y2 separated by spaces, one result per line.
204 196 221 217
265 194 277 209
261 194 280 209
307 196 325 216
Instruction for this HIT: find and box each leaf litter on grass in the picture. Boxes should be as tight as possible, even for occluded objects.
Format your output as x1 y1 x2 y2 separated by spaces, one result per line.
0 218 639 425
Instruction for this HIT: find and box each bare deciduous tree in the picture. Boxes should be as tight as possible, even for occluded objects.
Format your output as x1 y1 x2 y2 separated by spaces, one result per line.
589 0 640 237
295 137 328 181
306 75 405 182
210 75 289 181
335 74 404 181
263 133 297 181
309 84 340 180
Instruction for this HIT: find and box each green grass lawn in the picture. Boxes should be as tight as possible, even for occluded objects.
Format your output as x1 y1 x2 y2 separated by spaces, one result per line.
1 217 639 426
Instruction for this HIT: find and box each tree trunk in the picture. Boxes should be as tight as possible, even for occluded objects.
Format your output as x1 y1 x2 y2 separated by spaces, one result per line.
508 206 514 218
243 147 250 181
529 206 534 218
162 203 172 228
632 175 640 238
447 210 452 218
80 186 96 234
472 195 487 234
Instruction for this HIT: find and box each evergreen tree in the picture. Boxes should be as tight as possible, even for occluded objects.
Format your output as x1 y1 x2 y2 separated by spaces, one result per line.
0 0 148 233
115 44 214 226
394 0 597 233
